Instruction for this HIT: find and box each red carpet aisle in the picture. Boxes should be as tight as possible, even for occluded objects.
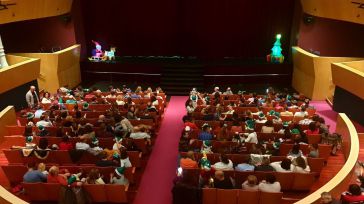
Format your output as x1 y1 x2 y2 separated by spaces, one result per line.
134 96 188 204
310 101 338 132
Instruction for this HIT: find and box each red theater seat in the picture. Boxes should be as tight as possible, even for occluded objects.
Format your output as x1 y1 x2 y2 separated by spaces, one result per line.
105 184 128 203
291 173 316 191
2 165 27 185
83 184 108 202
22 182 48 201
238 190 259 204
217 189 237 204
259 191 283 204
203 188 217 204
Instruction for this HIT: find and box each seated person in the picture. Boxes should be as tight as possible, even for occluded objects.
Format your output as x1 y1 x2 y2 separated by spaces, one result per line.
270 158 292 172
287 144 303 158
59 135 74 151
23 162 47 183
258 174 281 192
96 151 117 167
242 175 259 191
198 124 213 141
180 151 198 169
341 184 364 204
308 143 319 158
47 166 69 185
321 192 341 204
85 168 105 184
212 153 234 171
254 157 275 172
110 167 129 185
119 148 132 168
242 126 258 144
213 170 233 189
291 156 310 173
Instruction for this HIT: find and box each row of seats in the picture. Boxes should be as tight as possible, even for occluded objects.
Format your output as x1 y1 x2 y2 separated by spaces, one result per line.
3 149 142 167
202 188 283 204
2 165 136 186
183 168 316 191
179 152 325 174
21 182 128 203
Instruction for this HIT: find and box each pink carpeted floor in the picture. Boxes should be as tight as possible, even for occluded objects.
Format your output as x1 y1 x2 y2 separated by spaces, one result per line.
134 96 187 204
310 101 338 133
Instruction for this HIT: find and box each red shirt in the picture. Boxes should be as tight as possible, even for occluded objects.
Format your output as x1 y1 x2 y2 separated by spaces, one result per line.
184 122 198 131
59 142 73 151
306 129 319 135
47 175 68 186
342 194 364 203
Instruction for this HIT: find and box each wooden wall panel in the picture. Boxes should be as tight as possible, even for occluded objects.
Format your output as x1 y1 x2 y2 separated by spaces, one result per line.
332 63 364 100
0 0 72 25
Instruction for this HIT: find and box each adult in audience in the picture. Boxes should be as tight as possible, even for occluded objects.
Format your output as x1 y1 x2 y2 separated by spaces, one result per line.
261 120 274 133
180 151 198 168
26 86 40 109
320 192 341 204
291 156 310 173
288 144 303 158
341 184 364 203
213 170 233 189
120 116 134 137
242 125 258 144
116 95 125 106
198 124 213 141
258 174 281 192
294 106 308 118
86 168 105 184
23 162 47 183
270 158 292 172
47 166 69 185
119 147 132 168
110 167 129 185
223 87 233 95
308 143 319 158
212 153 234 171
41 92 52 104
255 157 275 172
59 135 74 151
306 122 320 135
75 137 91 150
36 114 53 127
130 127 151 140
186 100 195 115
242 175 259 191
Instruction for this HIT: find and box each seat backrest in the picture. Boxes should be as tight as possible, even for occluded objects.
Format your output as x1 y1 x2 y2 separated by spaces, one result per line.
2 165 27 185
274 172 294 191
133 139 148 154
43 183 61 201
3 136 26 148
83 184 108 202
307 134 321 144
238 190 259 204
3 149 24 164
307 157 325 174
6 126 24 135
22 182 48 201
234 171 251 188
54 150 73 165
279 144 293 156
217 189 237 204
202 188 217 204
259 191 283 204
291 173 316 191
104 184 128 203
318 144 332 161
127 151 141 168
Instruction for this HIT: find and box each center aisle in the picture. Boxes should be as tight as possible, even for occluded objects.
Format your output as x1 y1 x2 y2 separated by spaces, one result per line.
134 96 188 204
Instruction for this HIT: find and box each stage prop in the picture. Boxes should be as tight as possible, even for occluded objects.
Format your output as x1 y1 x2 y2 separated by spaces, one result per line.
267 34 284 64
89 40 117 62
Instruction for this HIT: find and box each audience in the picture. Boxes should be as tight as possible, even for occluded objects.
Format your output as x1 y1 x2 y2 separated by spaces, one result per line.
213 170 233 189
23 162 47 183
242 175 259 191
180 151 198 169
258 174 281 192
212 153 234 171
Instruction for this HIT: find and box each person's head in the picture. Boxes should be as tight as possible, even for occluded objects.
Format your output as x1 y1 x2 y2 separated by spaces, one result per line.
30 86 36 92
247 175 258 186
43 92 50 98
281 158 292 170
185 151 195 161
301 106 306 112
214 170 225 181
38 137 49 149
88 168 101 181
348 184 362 196
308 122 317 132
310 143 319 151
220 153 229 164
116 95 123 101
265 174 276 184
320 192 333 204
38 163 46 172
49 166 59 176
264 120 273 127
295 156 307 169
291 144 300 155
119 148 129 160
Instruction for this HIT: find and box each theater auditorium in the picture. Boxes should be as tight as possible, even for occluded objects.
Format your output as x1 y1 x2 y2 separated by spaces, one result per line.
0 0 363 204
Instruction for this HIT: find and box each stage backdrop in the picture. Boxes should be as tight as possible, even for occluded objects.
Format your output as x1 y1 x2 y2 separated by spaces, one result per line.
80 0 295 59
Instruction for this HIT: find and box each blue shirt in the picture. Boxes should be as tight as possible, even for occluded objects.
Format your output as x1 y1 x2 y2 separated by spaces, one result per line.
198 132 213 141
23 170 47 183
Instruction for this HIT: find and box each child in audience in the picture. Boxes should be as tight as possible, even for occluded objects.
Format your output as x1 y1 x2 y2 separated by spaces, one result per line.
110 167 129 185
242 175 259 191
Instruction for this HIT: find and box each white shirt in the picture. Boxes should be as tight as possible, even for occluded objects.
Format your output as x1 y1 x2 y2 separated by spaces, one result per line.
244 132 258 144
291 164 310 173
116 100 125 106
75 142 90 150
294 111 308 118
120 157 132 168
41 98 52 104
36 120 53 127
130 132 151 139
212 160 234 171
261 126 274 133
258 181 281 192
